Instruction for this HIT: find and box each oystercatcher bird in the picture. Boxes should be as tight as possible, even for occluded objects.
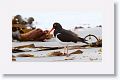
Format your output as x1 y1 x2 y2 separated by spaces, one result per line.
48 22 88 56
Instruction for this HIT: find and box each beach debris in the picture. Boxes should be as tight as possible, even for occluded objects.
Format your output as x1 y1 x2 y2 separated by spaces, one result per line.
19 48 39 52
45 34 53 39
70 50 83 54
12 58 16 61
12 55 16 61
98 48 102 52
96 39 102 47
12 48 25 53
12 15 27 25
37 47 63 51
12 15 53 41
17 54 34 57
84 34 102 47
12 44 63 53
47 50 83 57
12 24 32 34
67 45 91 50
13 44 36 52
48 51 64 56
14 44 35 49
64 57 74 60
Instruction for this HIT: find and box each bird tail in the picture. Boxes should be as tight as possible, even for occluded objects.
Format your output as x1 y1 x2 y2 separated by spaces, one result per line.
78 37 89 44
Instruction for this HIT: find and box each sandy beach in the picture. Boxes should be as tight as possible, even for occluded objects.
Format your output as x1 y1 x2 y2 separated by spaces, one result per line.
12 27 102 62
12 41 102 62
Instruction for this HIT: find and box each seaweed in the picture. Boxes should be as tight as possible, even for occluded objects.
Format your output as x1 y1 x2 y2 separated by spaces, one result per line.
17 54 34 57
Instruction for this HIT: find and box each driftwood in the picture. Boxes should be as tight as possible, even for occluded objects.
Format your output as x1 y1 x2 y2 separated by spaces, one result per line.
47 50 83 57
88 39 102 47
84 34 102 47
48 51 64 56
12 48 26 53
12 55 16 61
12 38 102 53
12 44 63 53
12 47 63 53
17 54 34 57
14 44 35 48
70 50 83 54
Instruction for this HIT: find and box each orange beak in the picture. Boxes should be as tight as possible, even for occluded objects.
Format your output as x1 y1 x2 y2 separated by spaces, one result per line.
48 27 54 34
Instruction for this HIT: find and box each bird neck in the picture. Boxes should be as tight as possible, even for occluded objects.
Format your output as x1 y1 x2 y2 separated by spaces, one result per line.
54 29 61 37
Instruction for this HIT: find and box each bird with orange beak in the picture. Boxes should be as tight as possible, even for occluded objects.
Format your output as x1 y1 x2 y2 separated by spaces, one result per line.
48 22 88 56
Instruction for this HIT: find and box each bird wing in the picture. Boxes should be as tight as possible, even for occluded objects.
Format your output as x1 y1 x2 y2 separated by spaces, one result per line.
63 29 78 37
57 29 79 43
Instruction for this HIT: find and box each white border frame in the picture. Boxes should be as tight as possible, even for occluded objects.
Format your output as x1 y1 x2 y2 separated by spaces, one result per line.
0 0 114 74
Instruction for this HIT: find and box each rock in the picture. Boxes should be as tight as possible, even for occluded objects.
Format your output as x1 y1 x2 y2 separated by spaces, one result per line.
17 54 34 57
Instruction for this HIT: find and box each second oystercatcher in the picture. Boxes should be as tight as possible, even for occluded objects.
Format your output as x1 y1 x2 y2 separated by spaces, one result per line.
48 22 88 56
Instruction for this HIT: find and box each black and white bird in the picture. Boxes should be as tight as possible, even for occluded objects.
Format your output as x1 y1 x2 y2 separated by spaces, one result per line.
48 22 88 55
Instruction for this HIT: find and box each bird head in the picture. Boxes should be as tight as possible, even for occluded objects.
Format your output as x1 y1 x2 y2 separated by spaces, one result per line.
48 22 62 34
53 22 62 30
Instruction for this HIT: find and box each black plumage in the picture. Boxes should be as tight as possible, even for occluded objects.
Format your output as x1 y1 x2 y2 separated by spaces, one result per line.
53 23 88 44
